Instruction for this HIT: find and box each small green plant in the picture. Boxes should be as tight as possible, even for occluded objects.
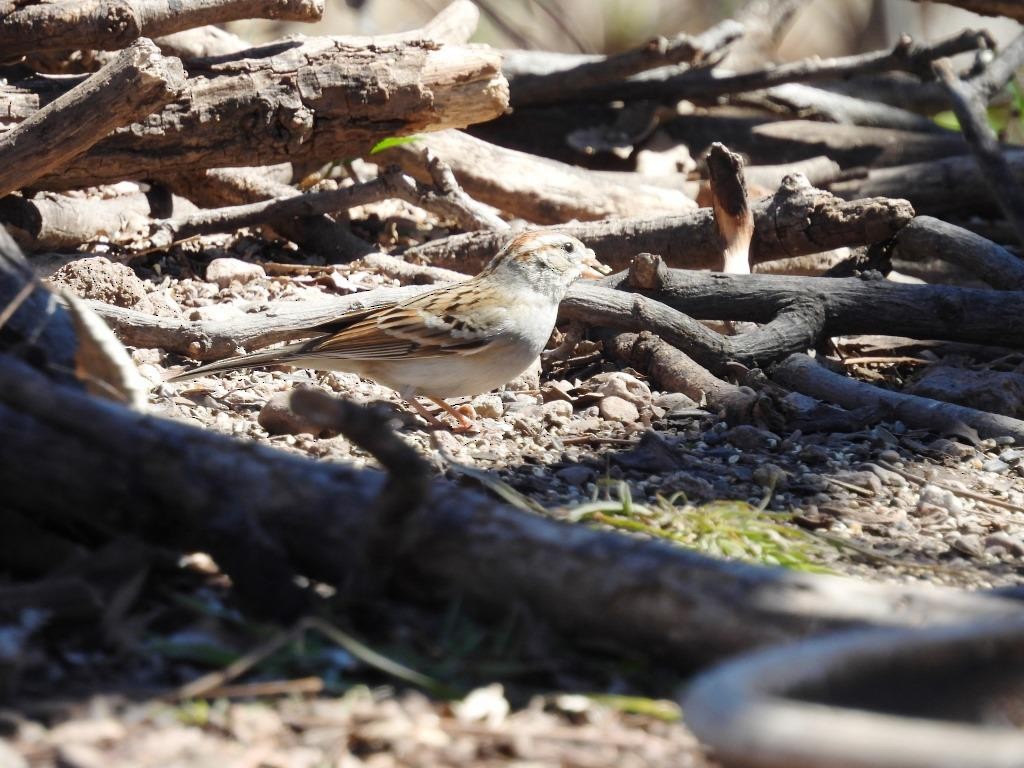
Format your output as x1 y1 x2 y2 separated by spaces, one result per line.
369 135 422 154
565 481 834 573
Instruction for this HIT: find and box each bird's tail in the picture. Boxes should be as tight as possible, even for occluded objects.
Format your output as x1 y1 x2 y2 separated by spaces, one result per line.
165 341 309 383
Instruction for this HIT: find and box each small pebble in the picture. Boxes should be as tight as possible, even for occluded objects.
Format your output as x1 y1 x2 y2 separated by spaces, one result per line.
983 459 1010 474
206 257 267 288
598 395 639 423
471 394 504 419
555 465 596 486
258 388 327 436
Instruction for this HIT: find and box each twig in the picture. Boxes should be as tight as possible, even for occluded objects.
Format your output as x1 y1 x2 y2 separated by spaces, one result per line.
510 19 744 106
413 150 509 231
287 389 432 596
933 58 1024 248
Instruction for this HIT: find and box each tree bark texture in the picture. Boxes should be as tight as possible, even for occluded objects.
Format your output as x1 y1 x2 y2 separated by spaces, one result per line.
0 38 186 196
375 130 697 224
0 0 324 57
5 38 508 191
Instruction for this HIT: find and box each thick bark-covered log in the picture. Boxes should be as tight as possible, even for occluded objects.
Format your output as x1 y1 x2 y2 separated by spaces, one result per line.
405 176 914 273
3 353 1021 662
375 130 696 224
0 0 323 57
0 38 185 196
8 38 508 190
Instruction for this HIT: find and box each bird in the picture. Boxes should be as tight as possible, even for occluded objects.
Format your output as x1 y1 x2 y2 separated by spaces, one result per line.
168 231 606 430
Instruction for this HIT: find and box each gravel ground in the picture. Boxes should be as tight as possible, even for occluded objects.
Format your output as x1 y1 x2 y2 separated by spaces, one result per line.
15 231 1024 767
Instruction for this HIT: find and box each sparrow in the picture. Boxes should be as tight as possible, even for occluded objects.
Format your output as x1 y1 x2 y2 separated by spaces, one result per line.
168 232 606 429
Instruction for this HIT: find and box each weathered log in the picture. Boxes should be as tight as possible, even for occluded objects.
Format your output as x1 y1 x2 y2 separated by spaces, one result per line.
0 189 196 250
934 59 1024 248
773 353 1024 442
0 38 186 196
404 176 914 273
8 38 508 190
0 0 323 58
684 619 1024 768
830 151 1024 216
374 130 697 224
3 353 1022 663
893 216 1024 291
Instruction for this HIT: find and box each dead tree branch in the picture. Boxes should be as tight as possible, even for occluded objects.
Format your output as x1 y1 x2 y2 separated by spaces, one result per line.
2 353 1021 662
375 130 696 224
405 176 914 273
5 38 508 191
0 38 186 196
934 58 1024 248
893 216 1024 291
831 150 1024 217
0 0 323 57
508 19 743 107
773 353 1024 442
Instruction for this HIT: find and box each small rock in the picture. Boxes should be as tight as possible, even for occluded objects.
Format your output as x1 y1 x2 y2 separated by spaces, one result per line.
54 744 104 768
228 703 284 744
542 399 573 424
927 438 974 459
206 257 267 288
917 484 962 517
983 458 1010 474
599 395 639 423
258 388 327 436
50 256 148 308
985 532 1024 557
724 424 779 450
556 464 596 486
47 719 126 746
470 394 504 419
652 391 698 414
590 371 652 408
187 303 246 322
503 358 541 391
950 534 984 559
877 449 902 463
999 448 1024 463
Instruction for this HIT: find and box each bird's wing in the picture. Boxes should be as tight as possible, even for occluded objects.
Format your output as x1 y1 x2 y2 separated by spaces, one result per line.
304 280 507 361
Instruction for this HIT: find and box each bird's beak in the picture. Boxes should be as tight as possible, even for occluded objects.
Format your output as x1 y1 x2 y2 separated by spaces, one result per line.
580 248 611 280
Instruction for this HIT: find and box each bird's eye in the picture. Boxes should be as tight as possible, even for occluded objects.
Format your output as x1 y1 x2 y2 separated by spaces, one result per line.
562 241 575 253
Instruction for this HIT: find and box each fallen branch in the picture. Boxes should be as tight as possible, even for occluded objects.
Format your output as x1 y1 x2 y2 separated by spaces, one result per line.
164 167 376 261
0 0 323 57
374 130 697 224
6 37 508 190
3 353 1022 664
893 216 1024 291
773 353 1024 442
152 165 502 248
934 58 1024 248
0 38 186 196
503 28 993 104
0 188 197 251
508 19 743 107
405 176 914 273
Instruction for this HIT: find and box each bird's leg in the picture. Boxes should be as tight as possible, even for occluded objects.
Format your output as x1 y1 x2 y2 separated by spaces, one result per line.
427 396 478 433
407 397 448 430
